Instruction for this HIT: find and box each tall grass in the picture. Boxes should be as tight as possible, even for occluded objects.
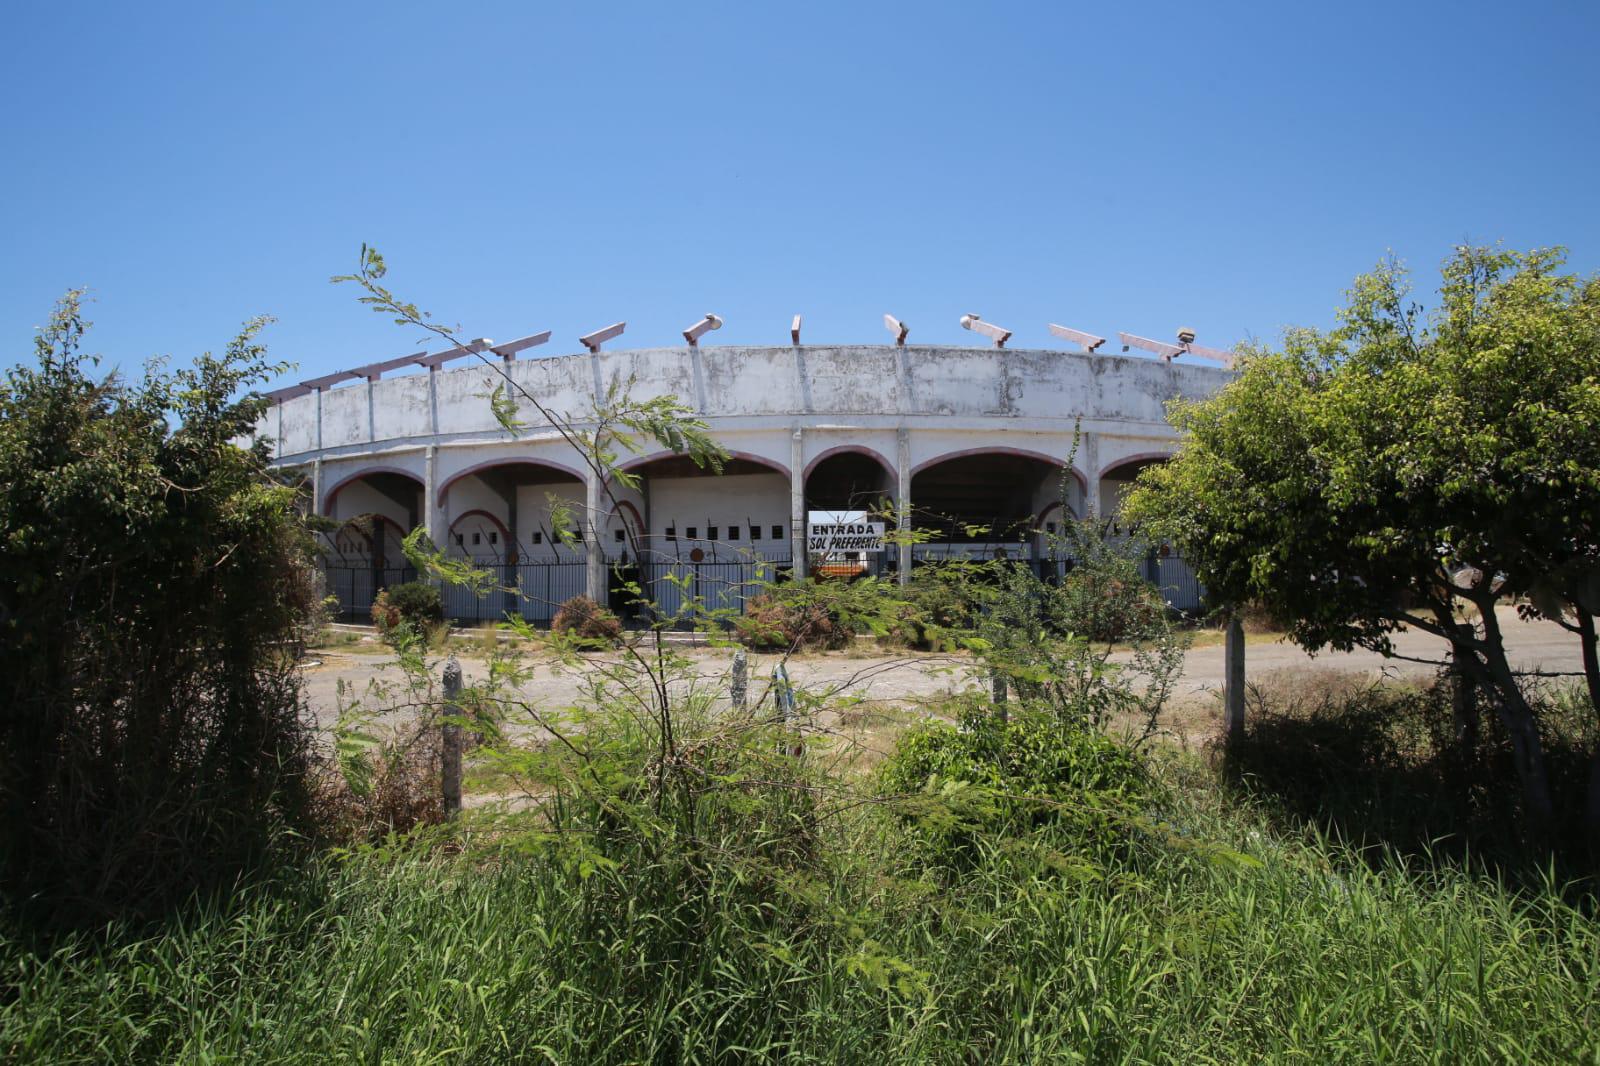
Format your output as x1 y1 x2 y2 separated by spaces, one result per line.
5 757 1596 1064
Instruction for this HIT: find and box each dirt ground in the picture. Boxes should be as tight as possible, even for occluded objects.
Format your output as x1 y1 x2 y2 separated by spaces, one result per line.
300 607 1585 755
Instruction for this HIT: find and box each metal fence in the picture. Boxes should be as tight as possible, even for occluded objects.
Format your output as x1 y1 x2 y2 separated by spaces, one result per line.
320 545 1205 626
910 544 1207 614
638 549 793 626
322 565 418 621
321 558 588 625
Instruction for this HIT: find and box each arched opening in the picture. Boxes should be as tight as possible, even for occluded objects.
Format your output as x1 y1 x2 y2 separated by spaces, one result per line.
623 453 792 564
439 460 583 563
621 452 791 623
328 513 406 568
1094 454 1204 611
324 468 424 534
804 448 894 514
803 448 896 581
319 470 426 619
910 451 1073 556
1098 455 1169 533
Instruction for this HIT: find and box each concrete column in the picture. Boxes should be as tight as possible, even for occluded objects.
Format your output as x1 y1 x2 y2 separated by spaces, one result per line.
365 378 376 443
789 428 807 579
424 445 442 546
1080 431 1101 519
585 469 605 603
896 427 911 586
428 368 440 436
314 387 324 451
311 458 325 517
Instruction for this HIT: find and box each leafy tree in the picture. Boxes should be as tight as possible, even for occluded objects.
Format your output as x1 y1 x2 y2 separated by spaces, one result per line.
0 293 320 928
1127 245 1600 833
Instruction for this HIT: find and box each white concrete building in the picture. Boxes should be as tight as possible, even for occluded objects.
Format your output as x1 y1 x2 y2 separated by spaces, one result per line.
260 341 1232 621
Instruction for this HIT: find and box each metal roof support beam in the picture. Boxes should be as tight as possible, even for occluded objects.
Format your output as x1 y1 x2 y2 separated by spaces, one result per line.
1047 323 1107 352
579 322 626 353
883 314 909 346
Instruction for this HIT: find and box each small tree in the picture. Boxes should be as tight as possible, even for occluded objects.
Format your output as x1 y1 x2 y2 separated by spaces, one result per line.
1127 245 1600 833
0 293 320 927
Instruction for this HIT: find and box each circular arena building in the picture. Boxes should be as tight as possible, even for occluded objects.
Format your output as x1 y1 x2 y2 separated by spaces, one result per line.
260 329 1234 623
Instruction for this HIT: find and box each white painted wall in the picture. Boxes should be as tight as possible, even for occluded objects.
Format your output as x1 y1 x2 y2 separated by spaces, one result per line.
644 472 790 559
330 479 414 529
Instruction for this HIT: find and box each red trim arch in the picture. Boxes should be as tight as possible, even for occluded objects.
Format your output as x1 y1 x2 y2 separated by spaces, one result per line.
911 446 1088 492
322 465 424 514
1097 451 1175 480
1034 499 1082 529
611 500 645 542
328 512 401 560
447 508 511 536
617 449 790 478
435 457 586 507
802 444 895 481
447 509 512 557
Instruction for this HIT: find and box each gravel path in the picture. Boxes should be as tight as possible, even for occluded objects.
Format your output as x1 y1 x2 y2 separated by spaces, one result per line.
301 608 1583 733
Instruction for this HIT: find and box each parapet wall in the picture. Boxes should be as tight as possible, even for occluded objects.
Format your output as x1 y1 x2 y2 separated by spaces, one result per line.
264 344 1232 461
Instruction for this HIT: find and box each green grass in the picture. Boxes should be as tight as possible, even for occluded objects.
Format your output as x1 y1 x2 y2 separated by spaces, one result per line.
5 755 1596 1064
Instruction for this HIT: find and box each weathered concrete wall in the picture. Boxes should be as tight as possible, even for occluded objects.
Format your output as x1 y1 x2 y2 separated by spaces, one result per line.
264 345 1229 461
269 344 1232 549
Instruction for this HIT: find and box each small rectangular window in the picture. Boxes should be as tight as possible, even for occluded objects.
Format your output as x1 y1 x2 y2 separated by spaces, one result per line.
686 527 698 539
472 532 481 545
573 530 583 542
454 533 465 546
488 531 498 544
708 526 719 541
532 531 543 544
772 525 784 540
665 526 676 542
1045 521 1057 534
614 528 625 543
726 525 739 541
749 525 761 540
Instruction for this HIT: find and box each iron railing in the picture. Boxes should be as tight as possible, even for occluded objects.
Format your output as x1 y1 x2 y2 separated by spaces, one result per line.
318 544 1205 625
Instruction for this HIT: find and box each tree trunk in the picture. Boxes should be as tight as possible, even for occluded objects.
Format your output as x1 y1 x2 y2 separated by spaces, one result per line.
1448 622 1479 756
1476 605 1555 832
1576 611 1600 855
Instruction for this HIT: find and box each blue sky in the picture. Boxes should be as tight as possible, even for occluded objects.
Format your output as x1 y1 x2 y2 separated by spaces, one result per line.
3 1 1597 388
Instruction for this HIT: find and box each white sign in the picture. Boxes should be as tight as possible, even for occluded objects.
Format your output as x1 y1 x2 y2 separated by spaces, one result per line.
807 511 886 554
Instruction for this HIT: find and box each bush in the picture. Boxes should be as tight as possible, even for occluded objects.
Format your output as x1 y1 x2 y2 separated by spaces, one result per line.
881 566 978 649
1227 672 1599 876
315 726 442 843
879 698 1149 868
739 591 854 651
0 296 319 930
551 594 622 645
372 581 442 632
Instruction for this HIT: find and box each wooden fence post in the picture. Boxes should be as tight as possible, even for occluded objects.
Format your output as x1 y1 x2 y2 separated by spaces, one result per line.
1224 613 1246 744
773 663 802 758
442 656 463 819
731 647 748 713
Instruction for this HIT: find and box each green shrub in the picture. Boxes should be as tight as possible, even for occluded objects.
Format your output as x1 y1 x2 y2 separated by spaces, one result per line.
551 594 623 645
371 581 442 632
1228 673 1600 875
0 295 319 930
878 698 1149 868
881 566 978 649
